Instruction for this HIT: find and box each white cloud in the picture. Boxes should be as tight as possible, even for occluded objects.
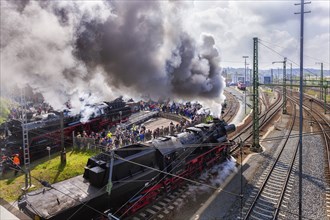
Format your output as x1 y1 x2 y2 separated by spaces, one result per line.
190 1 329 70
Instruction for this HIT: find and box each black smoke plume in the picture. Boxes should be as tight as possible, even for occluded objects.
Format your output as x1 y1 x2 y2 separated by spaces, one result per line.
1 0 225 115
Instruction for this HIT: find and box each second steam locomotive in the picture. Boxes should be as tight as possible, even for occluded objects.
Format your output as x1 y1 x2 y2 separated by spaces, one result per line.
1 98 131 161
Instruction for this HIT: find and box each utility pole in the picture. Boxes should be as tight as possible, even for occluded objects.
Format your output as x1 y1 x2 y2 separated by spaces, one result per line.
272 57 287 114
60 111 64 150
119 111 122 129
316 62 323 100
295 1 311 219
247 64 250 80
283 58 287 114
249 68 252 88
21 88 31 190
252 37 260 152
239 139 243 220
243 56 249 114
325 83 328 114
107 150 115 196
60 111 66 164
290 63 293 95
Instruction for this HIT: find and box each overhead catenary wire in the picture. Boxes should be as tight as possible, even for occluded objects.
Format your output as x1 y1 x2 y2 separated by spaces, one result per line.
5 129 328 220
258 40 328 77
110 117 330 218
24 111 329 152
3 108 130 139
4 96 329 154
112 152 239 197
113 173 157 217
20 121 330 153
6 156 109 219
112 127 238 217
107 149 240 218
66 121 234 219
5 106 329 218
65 185 108 220
9 104 328 155
259 39 330 65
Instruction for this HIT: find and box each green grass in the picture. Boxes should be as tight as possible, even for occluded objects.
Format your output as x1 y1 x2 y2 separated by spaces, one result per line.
306 89 330 102
306 89 319 98
0 148 97 202
325 94 330 103
263 88 273 95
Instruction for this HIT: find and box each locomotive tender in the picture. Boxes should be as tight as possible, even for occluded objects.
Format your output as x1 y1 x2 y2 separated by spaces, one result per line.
19 118 235 220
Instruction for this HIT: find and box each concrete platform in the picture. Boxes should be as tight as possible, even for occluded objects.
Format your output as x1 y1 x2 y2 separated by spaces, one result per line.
0 198 31 220
0 206 20 220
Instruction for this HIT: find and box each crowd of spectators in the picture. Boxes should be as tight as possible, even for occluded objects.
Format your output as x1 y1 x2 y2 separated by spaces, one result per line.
75 100 212 151
75 121 185 151
138 101 203 119
7 102 53 121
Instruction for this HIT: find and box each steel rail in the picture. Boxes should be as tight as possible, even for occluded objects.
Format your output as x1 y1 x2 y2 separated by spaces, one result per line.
243 98 297 219
289 95 330 185
230 90 283 153
222 91 239 123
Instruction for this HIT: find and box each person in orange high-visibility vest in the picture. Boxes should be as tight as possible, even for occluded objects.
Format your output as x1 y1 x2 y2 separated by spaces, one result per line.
13 154 20 176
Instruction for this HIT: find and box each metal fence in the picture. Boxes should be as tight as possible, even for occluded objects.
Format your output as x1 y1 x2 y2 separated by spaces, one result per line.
72 135 100 151
71 112 207 151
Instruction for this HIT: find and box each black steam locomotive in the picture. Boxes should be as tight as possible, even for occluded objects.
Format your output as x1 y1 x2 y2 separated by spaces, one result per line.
18 118 235 220
0 98 131 161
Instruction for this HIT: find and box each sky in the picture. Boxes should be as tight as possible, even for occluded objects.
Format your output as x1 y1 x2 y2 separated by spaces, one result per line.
0 0 329 114
191 0 329 70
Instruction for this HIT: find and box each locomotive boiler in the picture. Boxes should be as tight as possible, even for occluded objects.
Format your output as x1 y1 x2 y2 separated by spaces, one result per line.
18 118 235 220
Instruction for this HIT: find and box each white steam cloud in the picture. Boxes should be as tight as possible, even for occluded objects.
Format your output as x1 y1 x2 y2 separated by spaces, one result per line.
1 1 226 117
188 156 237 195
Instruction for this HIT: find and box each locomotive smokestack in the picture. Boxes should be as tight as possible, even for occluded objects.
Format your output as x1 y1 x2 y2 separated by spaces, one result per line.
224 124 236 134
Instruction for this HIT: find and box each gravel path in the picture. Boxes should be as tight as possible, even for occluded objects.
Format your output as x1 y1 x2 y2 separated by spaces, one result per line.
282 134 327 220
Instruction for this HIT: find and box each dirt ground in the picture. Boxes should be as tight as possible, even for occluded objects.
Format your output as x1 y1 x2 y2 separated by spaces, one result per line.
144 117 179 131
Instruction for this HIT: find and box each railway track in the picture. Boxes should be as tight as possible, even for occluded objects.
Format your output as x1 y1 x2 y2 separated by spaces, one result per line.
290 90 330 117
288 93 330 218
241 98 298 220
128 186 189 220
261 89 271 110
222 90 240 123
305 94 330 116
230 89 283 153
122 88 282 220
125 159 235 220
304 100 330 218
